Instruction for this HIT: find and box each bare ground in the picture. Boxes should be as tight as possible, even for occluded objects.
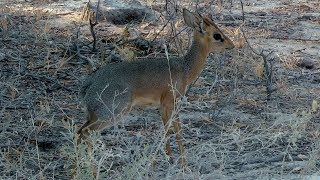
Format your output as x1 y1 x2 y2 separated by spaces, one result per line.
0 0 319 179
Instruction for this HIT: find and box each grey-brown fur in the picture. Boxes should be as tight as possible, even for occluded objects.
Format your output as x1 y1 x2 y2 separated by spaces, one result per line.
77 8 235 168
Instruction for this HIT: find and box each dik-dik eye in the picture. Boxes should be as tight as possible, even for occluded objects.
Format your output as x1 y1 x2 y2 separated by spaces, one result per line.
213 33 224 42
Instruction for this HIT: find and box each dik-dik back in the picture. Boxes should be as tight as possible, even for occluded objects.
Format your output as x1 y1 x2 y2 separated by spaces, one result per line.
78 8 234 166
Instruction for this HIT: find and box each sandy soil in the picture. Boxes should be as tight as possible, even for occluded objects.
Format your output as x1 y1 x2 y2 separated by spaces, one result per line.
0 0 319 179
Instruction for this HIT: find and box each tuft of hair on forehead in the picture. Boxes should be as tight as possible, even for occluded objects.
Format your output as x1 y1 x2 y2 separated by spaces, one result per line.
202 15 220 29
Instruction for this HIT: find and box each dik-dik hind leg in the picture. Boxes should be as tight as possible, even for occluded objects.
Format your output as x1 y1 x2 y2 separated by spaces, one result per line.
73 111 103 178
77 111 96 138
77 111 109 144
78 87 132 138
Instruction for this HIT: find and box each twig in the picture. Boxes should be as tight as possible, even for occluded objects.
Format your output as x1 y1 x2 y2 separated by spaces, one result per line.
151 13 173 43
89 19 98 52
88 0 100 52
239 0 275 100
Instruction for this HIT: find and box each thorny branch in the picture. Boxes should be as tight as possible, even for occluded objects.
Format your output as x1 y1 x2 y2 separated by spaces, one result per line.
89 0 100 52
239 0 275 100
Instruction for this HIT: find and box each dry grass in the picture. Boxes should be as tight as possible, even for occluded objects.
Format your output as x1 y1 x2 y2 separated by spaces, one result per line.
0 0 319 179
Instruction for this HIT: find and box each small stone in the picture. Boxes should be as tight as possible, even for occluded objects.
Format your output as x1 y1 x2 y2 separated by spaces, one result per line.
296 57 317 69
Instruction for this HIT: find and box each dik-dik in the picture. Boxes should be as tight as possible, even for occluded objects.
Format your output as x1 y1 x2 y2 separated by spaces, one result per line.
78 8 235 166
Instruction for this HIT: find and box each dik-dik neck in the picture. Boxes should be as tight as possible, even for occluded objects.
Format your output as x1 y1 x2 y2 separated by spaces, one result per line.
183 31 211 84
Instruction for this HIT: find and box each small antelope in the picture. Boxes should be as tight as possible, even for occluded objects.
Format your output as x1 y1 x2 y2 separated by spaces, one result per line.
78 8 234 166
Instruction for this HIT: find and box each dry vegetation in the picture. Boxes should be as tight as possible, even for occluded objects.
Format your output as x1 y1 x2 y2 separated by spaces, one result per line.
0 0 319 179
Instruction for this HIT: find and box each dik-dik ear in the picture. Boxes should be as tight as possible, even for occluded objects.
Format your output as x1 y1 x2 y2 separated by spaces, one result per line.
183 8 205 33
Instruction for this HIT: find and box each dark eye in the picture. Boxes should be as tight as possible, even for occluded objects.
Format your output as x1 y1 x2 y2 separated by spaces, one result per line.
213 33 222 41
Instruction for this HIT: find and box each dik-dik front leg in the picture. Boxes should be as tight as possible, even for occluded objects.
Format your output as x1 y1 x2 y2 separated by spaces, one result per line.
160 94 186 166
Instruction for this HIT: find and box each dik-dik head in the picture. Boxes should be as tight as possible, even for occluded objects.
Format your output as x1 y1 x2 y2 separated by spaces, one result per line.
183 8 235 53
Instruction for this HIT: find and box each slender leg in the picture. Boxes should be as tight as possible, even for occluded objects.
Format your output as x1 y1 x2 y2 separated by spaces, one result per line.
173 117 186 167
78 112 97 132
74 111 101 178
77 111 98 144
160 94 187 166
78 111 114 137
160 105 173 162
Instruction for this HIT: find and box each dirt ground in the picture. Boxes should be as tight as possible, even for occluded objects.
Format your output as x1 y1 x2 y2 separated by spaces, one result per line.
0 0 319 179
